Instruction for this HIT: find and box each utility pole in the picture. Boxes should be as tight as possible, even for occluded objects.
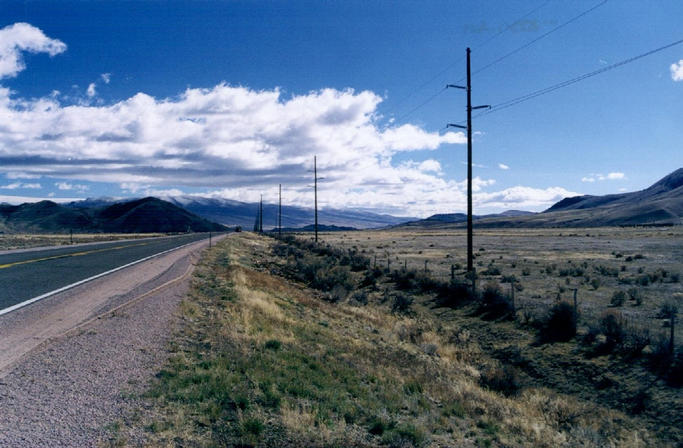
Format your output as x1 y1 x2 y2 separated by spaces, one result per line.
447 47 489 274
314 155 318 243
278 183 282 237
259 194 263 233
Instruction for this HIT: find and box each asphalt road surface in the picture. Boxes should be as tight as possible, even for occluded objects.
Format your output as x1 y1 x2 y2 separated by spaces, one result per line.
0 233 212 312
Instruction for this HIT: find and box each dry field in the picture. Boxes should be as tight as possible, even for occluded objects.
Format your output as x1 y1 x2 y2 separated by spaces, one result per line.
126 231 682 447
0 233 168 251
319 227 683 344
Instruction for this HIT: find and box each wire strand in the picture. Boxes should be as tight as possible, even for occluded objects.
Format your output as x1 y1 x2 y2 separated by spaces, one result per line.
475 37 683 118
456 0 608 83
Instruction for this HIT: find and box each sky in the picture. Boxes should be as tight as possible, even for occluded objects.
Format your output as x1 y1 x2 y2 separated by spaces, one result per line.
0 0 681 217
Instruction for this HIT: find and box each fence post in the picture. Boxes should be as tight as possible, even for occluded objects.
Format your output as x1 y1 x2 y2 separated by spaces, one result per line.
451 264 455 280
424 260 428 273
510 280 515 313
404 259 407 271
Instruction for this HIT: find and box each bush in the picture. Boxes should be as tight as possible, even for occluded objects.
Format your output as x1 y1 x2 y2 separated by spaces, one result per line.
539 301 576 343
610 290 626 307
480 364 521 397
590 278 601 290
599 311 625 352
391 292 413 314
478 282 513 320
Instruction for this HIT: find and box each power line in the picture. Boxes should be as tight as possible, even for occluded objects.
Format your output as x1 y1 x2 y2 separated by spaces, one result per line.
458 0 608 82
474 37 683 118
389 0 551 121
392 86 446 124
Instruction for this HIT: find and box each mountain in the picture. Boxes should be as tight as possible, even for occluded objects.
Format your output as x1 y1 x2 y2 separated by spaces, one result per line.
0 197 225 233
163 195 416 229
399 210 535 228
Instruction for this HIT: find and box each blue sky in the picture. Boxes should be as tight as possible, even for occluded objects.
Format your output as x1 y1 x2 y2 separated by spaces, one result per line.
0 0 681 216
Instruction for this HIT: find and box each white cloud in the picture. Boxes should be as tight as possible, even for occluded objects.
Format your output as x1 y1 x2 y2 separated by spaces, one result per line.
54 182 89 192
498 163 509 170
1 181 41 189
101 73 111 84
0 24 579 217
582 172 625 182
86 83 96 98
0 194 79 204
418 159 442 173
6 172 41 179
0 23 66 79
475 186 579 211
671 60 683 81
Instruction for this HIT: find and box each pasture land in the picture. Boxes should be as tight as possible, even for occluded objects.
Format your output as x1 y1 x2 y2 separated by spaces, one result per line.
319 227 683 344
131 231 682 447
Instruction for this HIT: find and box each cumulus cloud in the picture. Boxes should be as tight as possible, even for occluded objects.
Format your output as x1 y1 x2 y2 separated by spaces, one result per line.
1 181 41 189
101 73 111 84
0 23 66 79
498 163 509 170
671 60 683 81
0 23 579 216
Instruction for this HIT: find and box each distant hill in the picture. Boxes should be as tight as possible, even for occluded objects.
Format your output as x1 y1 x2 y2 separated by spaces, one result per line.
162 195 416 229
274 224 358 233
399 210 535 228
0 197 225 233
401 168 682 229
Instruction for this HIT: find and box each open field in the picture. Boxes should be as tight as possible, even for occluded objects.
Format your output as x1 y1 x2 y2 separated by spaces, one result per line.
318 227 683 345
0 233 169 251
126 232 682 447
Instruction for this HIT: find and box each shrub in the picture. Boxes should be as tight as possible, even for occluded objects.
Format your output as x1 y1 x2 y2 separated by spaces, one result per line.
480 364 521 397
539 301 576 343
478 282 513 320
521 268 530 276
590 278 601 290
483 266 501 276
264 339 281 350
350 290 368 305
599 311 626 352
610 290 626 307
434 279 472 308
391 292 413 314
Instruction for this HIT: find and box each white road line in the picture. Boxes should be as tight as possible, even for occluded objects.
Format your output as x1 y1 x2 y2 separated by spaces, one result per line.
0 238 205 317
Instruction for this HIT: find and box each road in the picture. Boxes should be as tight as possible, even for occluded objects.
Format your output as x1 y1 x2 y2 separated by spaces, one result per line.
0 233 213 312
0 233 228 445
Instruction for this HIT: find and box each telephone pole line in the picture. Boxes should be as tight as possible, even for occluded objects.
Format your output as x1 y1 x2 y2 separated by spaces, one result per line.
447 47 489 274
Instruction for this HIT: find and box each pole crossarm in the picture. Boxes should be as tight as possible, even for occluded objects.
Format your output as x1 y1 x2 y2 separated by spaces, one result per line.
446 84 466 90
447 123 467 129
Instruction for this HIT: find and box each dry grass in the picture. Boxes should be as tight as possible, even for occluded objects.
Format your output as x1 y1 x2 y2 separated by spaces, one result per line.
133 232 669 447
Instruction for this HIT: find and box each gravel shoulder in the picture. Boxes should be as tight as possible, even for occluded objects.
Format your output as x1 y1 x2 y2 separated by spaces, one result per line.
0 234 227 447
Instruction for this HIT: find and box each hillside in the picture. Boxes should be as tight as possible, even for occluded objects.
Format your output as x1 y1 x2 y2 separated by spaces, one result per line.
164 195 415 229
400 168 682 229
0 197 225 233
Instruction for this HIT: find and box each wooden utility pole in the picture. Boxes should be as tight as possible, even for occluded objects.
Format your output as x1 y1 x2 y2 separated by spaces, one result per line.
447 47 489 273
314 155 318 243
259 194 263 233
278 184 282 237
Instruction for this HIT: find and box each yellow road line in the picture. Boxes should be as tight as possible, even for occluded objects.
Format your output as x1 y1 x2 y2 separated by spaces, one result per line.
0 242 150 269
